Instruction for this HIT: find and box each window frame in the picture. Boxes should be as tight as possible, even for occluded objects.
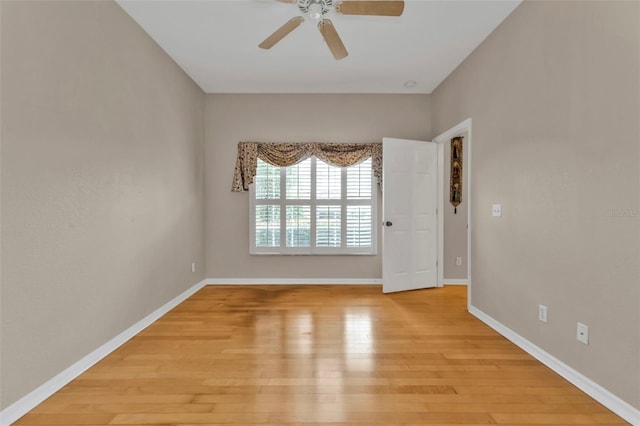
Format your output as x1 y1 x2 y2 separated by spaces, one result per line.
250 156 378 255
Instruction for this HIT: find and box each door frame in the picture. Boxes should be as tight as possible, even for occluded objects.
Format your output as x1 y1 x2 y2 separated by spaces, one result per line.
432 118 472 309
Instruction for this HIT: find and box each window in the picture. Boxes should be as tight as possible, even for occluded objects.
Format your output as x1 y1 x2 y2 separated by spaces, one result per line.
250 157 377 255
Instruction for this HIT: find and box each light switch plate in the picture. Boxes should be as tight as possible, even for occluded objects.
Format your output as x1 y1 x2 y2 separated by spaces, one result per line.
577 322 589 345
492 204 502 217
538 305 548 323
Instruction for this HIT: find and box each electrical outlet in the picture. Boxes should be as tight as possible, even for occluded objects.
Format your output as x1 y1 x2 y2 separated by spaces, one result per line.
538 305 548 323
455 257 462 266
577 322 589 345
492 204 502 217
191 262 196 273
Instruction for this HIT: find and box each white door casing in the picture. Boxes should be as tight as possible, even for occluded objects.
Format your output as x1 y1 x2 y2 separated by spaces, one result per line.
382 138 438 293
432 117 472 308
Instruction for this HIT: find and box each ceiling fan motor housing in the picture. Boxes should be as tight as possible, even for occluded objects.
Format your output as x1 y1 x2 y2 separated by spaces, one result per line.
298 0 333 16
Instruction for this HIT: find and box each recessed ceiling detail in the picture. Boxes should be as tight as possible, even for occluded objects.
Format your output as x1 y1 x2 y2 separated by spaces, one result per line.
116 0 521 94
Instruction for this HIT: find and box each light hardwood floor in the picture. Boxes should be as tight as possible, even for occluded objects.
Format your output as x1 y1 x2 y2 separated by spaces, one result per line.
16 285 627 425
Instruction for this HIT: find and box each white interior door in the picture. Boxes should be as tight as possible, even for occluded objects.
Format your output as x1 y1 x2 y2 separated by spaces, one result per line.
382 138 438 293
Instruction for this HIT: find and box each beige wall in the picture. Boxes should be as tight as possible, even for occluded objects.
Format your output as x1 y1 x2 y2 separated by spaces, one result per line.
0 0 205 409
432 0 639 408
205 94 430 279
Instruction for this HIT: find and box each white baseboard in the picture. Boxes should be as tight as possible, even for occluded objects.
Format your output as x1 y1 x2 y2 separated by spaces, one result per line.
205 278 382 285
444 279 468 285
0 279 208 426
469 305 640 426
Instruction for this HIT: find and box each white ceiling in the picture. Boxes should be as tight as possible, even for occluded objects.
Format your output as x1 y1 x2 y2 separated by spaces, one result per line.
116 0 521 94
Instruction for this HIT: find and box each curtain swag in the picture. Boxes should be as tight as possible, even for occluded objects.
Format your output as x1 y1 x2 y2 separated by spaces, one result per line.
231 142 382 192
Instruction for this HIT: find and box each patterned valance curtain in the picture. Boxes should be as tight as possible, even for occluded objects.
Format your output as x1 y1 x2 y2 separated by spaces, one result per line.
231 142 382 192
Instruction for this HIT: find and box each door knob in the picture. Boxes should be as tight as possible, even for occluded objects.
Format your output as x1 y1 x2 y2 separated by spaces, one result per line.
385 221 393 227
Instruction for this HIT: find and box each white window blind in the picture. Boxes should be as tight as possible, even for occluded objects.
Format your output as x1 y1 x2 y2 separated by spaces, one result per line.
316 205 341 248
346 205 372 247
316 161 342 200
286 159 311 200
286 205 311 248
250 157 377 255
255 160 280 200
255 205 280 248
347 158 372 200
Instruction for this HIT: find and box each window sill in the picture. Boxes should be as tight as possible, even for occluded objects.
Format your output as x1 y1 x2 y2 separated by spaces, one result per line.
250 251 378 256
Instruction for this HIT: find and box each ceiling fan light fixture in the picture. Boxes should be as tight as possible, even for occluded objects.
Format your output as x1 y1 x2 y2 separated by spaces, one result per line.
308 3 323 21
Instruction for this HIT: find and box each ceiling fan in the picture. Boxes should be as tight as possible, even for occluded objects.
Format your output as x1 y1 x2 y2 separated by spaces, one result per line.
259 0 405 60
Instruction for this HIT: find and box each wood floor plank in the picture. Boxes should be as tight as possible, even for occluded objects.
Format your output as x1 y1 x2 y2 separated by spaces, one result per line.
13 285 628 425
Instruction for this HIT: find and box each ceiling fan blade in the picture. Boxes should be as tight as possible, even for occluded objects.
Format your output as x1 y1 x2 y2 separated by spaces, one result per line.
259 16 305 49
318 19 348 60
335 1 404 16
275 0 297 3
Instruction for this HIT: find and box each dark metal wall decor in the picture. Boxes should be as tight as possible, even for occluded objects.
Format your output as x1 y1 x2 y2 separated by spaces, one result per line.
450 136 463 214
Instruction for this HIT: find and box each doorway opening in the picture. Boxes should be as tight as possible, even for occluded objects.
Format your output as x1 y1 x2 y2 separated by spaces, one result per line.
433 118 472 309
